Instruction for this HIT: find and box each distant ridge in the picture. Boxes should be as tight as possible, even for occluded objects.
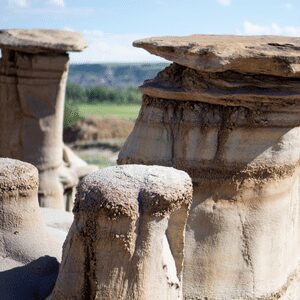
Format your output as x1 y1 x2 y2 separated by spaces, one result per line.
68 63 168 88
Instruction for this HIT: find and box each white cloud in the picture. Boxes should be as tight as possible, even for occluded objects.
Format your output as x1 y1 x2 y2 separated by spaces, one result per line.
217 0 232 6
8 0 28 8
48 0 65 7
243 21 300 36
70 30 165 63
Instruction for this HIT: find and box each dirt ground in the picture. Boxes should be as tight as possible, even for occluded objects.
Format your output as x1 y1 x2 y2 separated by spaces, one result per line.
64 116 134 143
64 116 133 168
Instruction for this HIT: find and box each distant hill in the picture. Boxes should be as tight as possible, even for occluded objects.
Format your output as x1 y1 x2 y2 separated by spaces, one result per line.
68 63 169 88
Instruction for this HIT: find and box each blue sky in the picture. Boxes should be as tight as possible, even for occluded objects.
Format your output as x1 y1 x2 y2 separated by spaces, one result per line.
1 0 300 63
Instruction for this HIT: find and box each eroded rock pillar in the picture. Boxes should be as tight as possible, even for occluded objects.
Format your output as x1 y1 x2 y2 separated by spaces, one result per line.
118 35 300 299
0 158 61 269
0 29 87 209
51 165 192 299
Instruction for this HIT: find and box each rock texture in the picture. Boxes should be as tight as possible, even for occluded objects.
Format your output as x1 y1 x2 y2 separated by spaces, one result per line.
140 62 300 110
0 158 60 299
0 29 87 53
134 34 300 77
0 29 87 209
118 35 300 299
51 165 192 300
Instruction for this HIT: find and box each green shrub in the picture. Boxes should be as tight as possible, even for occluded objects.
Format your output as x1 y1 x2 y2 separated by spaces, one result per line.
64 102 82 128
65 83 142 104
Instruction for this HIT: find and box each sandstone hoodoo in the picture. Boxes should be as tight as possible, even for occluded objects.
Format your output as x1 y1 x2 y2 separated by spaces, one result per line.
0 158 61 299
51 165 193 299
0 29 87 209
118 35 300 299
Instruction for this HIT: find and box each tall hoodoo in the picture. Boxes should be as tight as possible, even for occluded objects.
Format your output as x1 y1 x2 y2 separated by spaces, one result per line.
51 165 192 300
118 35 300 299
0 29 87 209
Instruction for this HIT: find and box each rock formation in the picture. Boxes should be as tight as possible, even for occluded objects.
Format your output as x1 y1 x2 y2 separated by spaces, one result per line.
0 158 61 299
41 207 74 245
51 165 192 299
0 29 87 209
118 35 300 299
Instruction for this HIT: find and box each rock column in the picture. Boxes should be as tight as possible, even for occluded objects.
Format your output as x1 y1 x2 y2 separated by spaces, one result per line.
0 158 60 269
51 165 192 299
0 29 87 209
118 35 300 299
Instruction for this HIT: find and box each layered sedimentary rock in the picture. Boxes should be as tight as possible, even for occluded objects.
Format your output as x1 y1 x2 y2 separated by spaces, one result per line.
0 29 87 209
0 158 60 299
51 165 192 299
118 35 300 299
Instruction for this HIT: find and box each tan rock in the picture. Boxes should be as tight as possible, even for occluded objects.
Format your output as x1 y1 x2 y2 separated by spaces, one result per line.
141 62 300 110
134 34 300 77
0 158 61 269
0 29 87 53
51 165 192 300
119 35 300 299
0 29 87 209
0 158 61 299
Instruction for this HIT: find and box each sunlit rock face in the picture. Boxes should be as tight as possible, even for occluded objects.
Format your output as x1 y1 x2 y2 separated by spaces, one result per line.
51 165 192 300
0 29 87 209
118 35 300 299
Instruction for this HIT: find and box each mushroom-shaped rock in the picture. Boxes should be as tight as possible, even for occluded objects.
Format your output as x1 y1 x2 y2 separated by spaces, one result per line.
51 165 192 300
0 158 61 299
0 29 87 209
118 35 300 299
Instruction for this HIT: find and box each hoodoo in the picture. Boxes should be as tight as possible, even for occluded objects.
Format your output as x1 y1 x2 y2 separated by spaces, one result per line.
0 29 87 209
118 35 300 299
51 165 192 299
0 158 60 299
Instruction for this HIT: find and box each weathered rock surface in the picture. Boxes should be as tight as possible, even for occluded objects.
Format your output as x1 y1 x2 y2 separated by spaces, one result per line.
0 29 87 53
0 158 61 268
0 29 88 209
134 34 300 77
0 158 61 299
118 35 300 299
51 165 192 299
141 62 300 110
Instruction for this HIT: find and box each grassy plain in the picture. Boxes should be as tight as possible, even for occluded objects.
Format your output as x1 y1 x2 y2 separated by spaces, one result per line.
69 104 139 168
77 103 141 120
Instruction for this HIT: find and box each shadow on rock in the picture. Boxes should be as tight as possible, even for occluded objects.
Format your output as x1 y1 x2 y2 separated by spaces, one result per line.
0 256 59 300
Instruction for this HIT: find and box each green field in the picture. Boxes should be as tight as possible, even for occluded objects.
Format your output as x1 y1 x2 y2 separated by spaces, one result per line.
77 103 141 120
